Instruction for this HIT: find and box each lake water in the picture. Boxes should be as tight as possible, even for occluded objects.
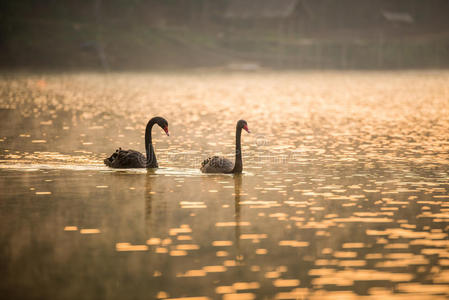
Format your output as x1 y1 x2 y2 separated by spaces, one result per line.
1 71 449 299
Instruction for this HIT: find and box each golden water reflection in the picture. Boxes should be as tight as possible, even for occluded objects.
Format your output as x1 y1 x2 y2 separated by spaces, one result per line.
0 71 449 299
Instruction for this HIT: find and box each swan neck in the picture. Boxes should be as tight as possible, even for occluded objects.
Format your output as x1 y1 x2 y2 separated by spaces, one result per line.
145 119 158 168
233 127 243 173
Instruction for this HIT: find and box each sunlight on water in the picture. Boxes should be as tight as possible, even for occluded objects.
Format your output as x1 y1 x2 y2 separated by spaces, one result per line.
0 71 449 299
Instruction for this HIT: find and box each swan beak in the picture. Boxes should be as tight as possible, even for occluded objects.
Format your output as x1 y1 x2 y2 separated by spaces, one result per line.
163 126 170 136
243 125 250 133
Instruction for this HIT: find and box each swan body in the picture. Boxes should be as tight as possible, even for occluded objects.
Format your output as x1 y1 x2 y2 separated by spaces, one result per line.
104 117 169 169
201 120 250 174
200 156 235 173
104 148 146 168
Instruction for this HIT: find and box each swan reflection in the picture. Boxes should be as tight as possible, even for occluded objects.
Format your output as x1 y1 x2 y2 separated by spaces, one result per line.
234 174 243 263
145 172 168 238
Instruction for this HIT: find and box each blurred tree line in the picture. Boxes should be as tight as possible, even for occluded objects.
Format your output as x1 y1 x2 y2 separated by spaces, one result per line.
0 0 448 70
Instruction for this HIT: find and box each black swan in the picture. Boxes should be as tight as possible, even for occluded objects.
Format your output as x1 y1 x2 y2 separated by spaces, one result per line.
104 117 169 168
200 120 250 174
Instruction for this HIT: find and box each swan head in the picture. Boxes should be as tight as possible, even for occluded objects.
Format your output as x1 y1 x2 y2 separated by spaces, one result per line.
237 119 250 133
154 116 169 136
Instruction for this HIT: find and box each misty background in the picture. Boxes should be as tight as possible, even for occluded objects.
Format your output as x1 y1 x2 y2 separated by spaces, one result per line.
0 0 448 70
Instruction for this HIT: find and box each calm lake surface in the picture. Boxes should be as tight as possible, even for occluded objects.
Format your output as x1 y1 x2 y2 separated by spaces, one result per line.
1 71 449 299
